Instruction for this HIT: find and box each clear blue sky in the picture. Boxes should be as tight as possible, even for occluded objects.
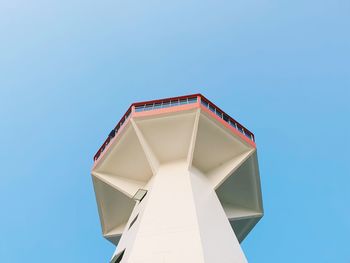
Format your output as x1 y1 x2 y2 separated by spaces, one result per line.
0 0 349 262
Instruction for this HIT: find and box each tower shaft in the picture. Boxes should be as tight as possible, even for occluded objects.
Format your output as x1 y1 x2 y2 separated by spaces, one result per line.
114 161 247 263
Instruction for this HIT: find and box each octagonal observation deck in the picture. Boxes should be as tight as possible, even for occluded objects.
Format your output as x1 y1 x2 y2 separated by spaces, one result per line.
91 94 263 247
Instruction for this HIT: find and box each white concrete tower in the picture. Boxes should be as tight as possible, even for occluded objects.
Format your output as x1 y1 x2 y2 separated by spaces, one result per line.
91 94 263 263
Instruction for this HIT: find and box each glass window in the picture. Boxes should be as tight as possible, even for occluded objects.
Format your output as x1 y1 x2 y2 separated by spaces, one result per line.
144 103 154 111
154 102 162 109
223 114 229 122
201 100 208 107
109 130 116 138
135 106 144 112
171 99 179 106
188 97 197 103
162 101 170 108
229 120 236 128
180 98 187 105
216 110 223 118
209 104 215 113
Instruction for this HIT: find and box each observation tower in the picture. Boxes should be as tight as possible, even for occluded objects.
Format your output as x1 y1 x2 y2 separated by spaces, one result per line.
91 94 263 263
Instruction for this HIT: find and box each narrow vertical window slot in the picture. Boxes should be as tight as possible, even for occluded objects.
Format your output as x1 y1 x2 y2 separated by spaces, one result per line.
128 214 139 230
111 249 125 263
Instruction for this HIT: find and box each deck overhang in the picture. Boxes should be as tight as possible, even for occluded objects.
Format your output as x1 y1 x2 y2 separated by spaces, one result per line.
91 95 263 245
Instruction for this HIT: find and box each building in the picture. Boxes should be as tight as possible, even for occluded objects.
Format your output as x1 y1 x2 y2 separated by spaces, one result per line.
91 94 263 263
